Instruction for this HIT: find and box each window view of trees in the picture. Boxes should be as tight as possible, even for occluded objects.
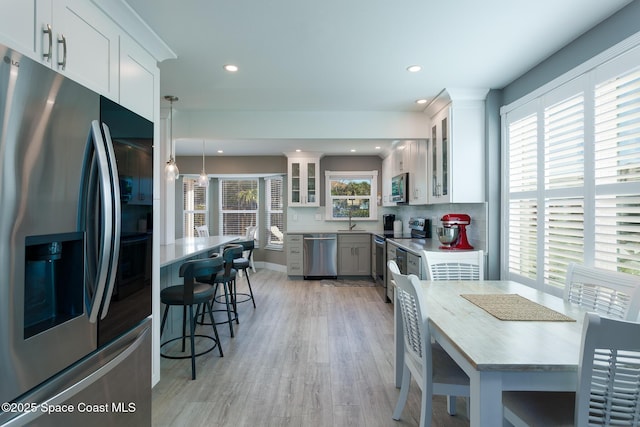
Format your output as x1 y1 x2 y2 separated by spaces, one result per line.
220 179 258 237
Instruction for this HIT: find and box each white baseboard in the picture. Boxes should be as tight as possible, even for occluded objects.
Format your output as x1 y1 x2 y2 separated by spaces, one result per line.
255 261 287 273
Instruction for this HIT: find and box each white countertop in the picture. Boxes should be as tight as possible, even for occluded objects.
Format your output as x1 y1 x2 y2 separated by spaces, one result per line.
160 235 242 267
386 237 442 255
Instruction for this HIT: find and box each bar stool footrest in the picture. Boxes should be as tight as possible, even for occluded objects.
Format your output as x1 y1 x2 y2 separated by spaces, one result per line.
197 308 238 325
160 335 220 360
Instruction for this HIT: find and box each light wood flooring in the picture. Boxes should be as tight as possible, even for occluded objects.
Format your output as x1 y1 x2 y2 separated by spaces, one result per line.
152 269 469 427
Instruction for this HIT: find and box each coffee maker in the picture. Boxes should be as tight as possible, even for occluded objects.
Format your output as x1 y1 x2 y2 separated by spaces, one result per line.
382 214 395 237
437 213 474 250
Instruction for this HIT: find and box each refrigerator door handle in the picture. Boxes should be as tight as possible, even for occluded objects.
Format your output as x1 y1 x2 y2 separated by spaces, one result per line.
80 120 115 323
97 122 121 320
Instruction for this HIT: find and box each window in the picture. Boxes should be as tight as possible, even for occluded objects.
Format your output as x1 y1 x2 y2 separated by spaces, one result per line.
325 171 378 221
219 179 258 237
502 46 640 294
265 176 284 249
183 177 208 238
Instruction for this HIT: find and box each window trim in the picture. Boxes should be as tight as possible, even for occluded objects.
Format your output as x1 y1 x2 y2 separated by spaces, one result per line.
182 176 209 238
265 175 285 251
324 170 378 221
218 177 259 238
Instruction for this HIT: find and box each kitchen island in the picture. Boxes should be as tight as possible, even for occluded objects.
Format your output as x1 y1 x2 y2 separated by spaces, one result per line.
160 235 242 267
159 235 242 341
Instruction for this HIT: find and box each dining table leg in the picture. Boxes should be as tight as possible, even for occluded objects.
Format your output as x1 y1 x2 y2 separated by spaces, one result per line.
468 370 503 427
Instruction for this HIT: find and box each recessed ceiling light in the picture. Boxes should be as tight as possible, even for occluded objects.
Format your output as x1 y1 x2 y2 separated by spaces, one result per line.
416 99 428 104
375 146 381 150
223 64 238 72
217 150 223 154
350 149 356 152
295 149 301 152
406 65 422 73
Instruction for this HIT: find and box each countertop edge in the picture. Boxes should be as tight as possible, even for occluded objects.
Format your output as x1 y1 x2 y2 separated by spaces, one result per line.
159 235 242 267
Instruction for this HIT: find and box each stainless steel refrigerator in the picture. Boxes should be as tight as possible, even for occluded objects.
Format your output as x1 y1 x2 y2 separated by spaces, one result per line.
0 43 151 426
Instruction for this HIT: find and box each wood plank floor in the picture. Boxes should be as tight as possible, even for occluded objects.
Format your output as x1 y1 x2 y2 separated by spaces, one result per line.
152 269 470 427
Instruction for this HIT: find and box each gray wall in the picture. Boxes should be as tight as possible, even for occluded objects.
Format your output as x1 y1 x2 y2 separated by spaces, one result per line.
174 155 288 266
490 0 640 279
176 155 287 175
502 1 640 104
320 155 383 206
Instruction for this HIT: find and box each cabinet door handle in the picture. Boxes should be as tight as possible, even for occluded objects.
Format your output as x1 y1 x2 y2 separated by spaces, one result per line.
42 24 53 62
57 34 67 70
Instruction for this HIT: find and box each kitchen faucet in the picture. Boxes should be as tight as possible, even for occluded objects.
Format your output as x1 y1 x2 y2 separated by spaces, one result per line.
348 198 356 230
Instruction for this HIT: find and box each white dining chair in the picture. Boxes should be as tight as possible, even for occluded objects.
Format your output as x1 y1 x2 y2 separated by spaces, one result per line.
389 260 470 427
503 312 640 427
195 225 209 237
244 225 257 272
564 262 640 321
270 225 284 244
421 250 484 281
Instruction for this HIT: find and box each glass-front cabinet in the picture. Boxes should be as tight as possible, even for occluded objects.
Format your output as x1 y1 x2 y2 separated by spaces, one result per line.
430 107 451 203
426 90 486 204
287 156 320 207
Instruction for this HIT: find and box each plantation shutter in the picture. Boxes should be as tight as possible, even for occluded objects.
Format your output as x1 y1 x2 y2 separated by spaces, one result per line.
183 178 208 238
219 179 258 236
593 66 640 274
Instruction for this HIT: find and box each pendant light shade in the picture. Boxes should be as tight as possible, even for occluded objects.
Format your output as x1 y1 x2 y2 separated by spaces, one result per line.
164 95 179 181
197 140 209 187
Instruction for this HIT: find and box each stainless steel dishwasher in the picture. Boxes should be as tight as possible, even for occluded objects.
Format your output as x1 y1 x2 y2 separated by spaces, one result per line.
303 234 337 279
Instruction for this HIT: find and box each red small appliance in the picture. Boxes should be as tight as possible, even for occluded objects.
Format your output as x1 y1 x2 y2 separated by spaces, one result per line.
438 213 474 250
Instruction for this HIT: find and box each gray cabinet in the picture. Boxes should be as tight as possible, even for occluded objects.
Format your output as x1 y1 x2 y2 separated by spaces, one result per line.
407 251 422 278
286 234 303 275
338 234 371 276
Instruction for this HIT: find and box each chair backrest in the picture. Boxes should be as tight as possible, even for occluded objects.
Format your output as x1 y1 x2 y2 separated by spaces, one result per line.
234 239 255 254
245 225 257 240
221 244 244 276
564 263 640 321
195 225 209 237
422 250 484 281
178 256 223 303
270 225 284 241
388 260 430 378
575 312 640 426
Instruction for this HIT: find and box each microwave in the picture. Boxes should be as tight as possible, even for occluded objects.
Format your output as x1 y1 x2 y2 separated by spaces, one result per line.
391 173 409 203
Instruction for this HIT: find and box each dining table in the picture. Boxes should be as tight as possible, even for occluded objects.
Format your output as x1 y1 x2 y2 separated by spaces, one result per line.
393 280 587 427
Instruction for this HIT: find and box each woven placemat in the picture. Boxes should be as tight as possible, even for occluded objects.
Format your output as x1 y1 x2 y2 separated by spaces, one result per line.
460 294 575 322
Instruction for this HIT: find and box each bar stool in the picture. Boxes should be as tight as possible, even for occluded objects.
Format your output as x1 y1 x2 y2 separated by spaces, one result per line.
231 239 256 308
198 245 243 337
160 256 224 380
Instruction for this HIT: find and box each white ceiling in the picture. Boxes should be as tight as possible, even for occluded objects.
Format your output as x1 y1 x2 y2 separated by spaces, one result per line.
125 0 632 156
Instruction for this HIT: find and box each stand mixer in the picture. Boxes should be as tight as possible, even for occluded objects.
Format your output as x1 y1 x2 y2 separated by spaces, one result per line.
437 213 474 250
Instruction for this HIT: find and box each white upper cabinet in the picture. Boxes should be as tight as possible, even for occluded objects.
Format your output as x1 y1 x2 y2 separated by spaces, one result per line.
382 140 428 205
287 155 320 207
408 139 428 205
426 89 488 204
381 154 395 206
0 0 119 99
0 0 40 58
119 34 158 122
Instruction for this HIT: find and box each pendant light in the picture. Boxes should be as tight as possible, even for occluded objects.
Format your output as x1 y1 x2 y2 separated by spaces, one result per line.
197 139 209 187
164 95 179 181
